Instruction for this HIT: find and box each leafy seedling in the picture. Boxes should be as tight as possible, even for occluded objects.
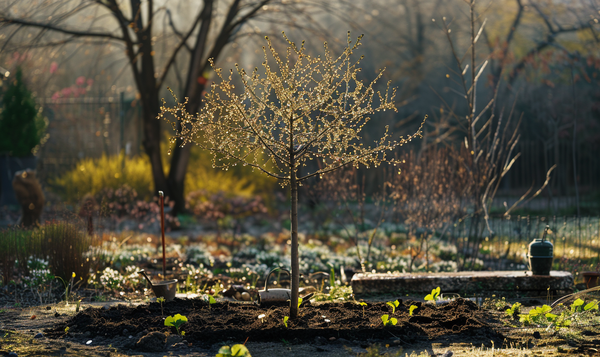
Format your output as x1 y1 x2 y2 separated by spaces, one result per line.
386 300 399 314
424 287 441 304
381 314 397 326
409 305 418 316
505 302 521 319
164 314 188 335
283 316 289 328
359 302 367 318
157 297 165 316
297 297 303 309
216 344 252 357
207 295 217 309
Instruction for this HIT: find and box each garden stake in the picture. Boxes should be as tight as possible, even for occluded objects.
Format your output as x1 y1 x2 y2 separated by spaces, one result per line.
159 191 166 279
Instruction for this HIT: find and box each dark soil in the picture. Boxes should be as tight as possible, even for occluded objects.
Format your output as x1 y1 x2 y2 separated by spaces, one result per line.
45 298 504 352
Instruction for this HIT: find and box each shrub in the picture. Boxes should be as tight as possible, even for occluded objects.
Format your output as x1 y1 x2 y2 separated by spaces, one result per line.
51 149 276 206
39 221 95 283
50 153 154 203
0 67 48 157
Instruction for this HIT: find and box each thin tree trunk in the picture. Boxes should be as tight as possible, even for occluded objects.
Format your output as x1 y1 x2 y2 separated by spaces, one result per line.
290 157 299 319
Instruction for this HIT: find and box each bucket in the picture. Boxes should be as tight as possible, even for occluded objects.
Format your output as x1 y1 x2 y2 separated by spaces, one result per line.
138 270 178 301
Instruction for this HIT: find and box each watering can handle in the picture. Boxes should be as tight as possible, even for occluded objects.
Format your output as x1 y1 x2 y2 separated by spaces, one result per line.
264 267 290 292
138 270 154 287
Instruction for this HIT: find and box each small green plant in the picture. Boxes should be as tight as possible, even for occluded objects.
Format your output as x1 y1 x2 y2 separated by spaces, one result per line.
424 287 441 304
409 305 418 316
519 304 552 325
381 314 397 326
297 297 303 309
283 316 289 328
216 344 252 357
64 326 70 334
157 297 165 316
164 314 188 335
386 300 399 314
359 302 367 318
505 302 522 319
76 299 82 313
207 294 216 309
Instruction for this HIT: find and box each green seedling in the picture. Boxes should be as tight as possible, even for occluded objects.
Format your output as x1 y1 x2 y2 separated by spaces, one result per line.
64 326 70 334
164 314 188 335
283 316 289 328
359 302 367 317
157 297 165 316
505 302 521 319
76 299 82 313
424 287 441 304
386 300 399 314
216 344 252 357
519 304 552 325
409 305 418 316
206 294 217 309
381 314 397 326
297 297 303 309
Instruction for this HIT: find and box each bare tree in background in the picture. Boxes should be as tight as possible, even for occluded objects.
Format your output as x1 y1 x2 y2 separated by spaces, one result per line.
0 0 324 215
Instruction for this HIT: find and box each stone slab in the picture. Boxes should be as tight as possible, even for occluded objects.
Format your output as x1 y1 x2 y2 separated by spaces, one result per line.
351 270 573 296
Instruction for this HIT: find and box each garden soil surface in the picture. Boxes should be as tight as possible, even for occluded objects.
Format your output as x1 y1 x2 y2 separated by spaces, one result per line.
3 297 600 356
35 297 504 355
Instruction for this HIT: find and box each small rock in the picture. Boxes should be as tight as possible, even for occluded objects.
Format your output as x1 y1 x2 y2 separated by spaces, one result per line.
135 331 167 352
442 351 453 357
122 329 129 336
102 305 109 310
8 352 18 357
34 332 44 339
333 338 351 345
328 337 336 341
314 336 327 345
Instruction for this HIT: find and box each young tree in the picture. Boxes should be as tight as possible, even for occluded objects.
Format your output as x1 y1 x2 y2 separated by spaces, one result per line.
160 32 424 318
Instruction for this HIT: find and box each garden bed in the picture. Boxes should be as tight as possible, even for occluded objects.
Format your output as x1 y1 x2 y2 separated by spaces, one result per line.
43 298 503 353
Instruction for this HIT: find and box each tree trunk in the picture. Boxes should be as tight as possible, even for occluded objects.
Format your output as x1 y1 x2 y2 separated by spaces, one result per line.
290 159 299 319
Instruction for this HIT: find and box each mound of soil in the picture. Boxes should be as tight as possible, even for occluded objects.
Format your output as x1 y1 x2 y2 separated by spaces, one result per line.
46 298 503 352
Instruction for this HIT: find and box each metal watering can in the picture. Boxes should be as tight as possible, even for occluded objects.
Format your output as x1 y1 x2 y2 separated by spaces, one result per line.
527 225 554 276
258 268 291 306
138 269 178 301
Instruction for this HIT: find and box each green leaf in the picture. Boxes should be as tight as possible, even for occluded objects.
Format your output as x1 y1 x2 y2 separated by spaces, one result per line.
381 314 389 324
217 345 232 357
164 316 175 327
283 316 289 328
298 297 303 308
231 344 252 357
390 317 398 326
386 300 399 314
409 305 417 316
359 302 367 307
209 295 216 304
545 313 557 321
584 301 598 311
425 287 440 302
571 298 584 312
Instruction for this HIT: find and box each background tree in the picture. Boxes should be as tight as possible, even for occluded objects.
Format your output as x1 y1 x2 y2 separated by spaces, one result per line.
0 0 321 214
160 32 424 318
